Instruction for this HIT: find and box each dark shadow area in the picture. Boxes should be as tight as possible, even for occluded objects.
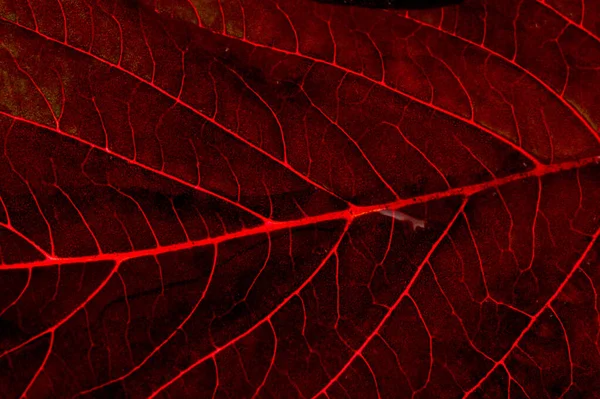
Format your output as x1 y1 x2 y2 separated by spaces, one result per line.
314 0 463 9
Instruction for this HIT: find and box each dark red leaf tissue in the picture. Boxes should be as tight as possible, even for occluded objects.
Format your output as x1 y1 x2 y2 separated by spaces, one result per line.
1 0 600 397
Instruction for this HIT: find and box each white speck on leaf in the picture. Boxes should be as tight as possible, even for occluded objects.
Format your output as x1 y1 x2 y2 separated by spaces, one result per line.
380 210 425 230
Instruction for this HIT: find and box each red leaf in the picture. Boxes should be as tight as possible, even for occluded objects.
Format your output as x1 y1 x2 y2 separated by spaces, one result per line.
1 0 600 397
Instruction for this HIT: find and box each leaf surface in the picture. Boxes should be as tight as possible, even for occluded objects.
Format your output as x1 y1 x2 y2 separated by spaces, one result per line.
1 0 600 397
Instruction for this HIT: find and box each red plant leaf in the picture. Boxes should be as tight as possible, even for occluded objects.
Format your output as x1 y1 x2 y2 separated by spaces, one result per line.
1 0 600 397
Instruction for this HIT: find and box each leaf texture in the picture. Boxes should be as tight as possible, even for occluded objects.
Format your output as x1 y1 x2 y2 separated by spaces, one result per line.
0 0 600 397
